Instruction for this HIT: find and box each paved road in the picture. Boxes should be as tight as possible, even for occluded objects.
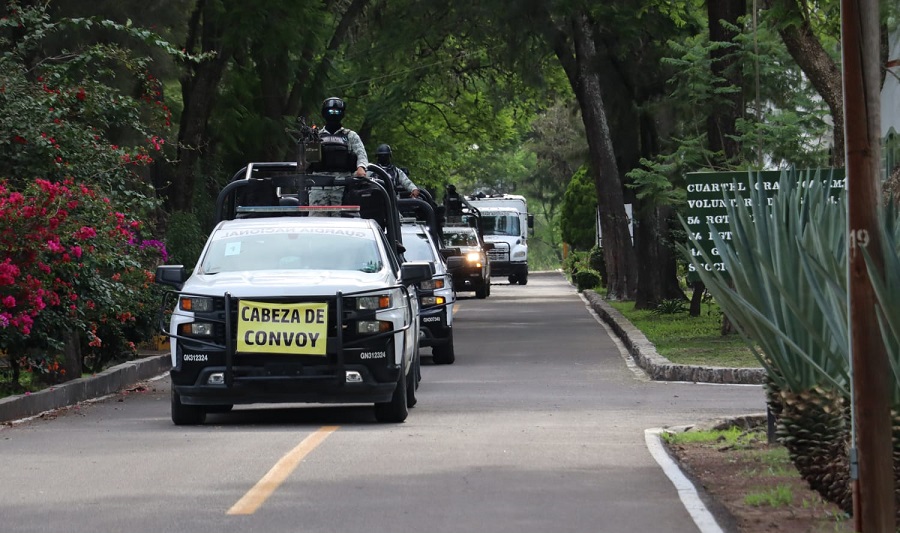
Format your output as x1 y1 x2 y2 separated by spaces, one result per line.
0 271 763 533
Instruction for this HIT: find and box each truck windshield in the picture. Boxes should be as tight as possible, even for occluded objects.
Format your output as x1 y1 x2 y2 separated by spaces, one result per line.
442 230 478 248
482 214 520 237
200 230 383 273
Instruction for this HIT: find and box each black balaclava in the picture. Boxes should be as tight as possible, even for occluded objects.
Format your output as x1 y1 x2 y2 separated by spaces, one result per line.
321 97 345 131
376 144 392 166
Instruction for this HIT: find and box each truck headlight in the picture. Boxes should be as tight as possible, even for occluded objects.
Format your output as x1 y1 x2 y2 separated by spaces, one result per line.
420 278 445 290
357 320 392 334
513 251 526 260
178 321 214 337
465 252 482 262
180 296 214 312
421 296 446 306
356 294 392 310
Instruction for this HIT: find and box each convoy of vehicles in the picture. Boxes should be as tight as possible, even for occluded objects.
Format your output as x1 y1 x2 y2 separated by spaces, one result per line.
155 126 532 424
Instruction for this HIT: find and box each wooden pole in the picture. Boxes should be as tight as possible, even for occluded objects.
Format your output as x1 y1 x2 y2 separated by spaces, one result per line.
841 0 895 530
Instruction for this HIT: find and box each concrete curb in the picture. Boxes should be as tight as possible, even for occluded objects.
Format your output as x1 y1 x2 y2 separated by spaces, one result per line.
582 290 766 385
0 353 171 424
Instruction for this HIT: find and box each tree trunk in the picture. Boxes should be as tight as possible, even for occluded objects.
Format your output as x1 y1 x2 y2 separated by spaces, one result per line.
763 0 844 167
659 205 686 300
707 0 745 164
633 201 660 310
170 0 233 213
550 10 637 300
61 330 81 383
689 281 705 317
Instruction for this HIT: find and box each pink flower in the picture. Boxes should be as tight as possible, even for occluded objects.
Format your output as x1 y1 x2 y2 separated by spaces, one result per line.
2 296 14 308
46 239 65 253
70 245 82 258
0 260 20 285
74 226 97 240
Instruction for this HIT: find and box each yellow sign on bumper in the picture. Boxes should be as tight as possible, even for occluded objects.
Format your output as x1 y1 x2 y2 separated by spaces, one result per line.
237 301 328 356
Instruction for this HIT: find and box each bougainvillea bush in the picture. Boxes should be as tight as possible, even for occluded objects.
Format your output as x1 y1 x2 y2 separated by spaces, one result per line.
0 179 165 386
0 3 182 391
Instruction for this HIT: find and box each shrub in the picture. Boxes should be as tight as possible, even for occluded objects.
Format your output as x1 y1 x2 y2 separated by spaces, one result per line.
562 249 588 276
652 298 688 315
0 179 167 383
574 269 602 292
587 246 607 286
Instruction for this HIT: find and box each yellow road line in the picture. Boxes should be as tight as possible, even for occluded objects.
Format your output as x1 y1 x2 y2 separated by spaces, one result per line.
227 425 339 515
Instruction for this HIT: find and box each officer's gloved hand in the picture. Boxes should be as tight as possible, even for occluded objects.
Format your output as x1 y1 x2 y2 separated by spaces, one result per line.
355 166 367 177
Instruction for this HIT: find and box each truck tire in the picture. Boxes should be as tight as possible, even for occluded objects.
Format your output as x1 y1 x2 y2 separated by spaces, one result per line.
171 389 206 426
475 285 488 299
432 335 455 365
518 271 528 285
375 365 409 423
406 353 418 408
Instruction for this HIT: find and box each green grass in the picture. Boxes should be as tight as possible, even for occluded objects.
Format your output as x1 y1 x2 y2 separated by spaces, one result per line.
662 427 763 448
744 484 794 507
740 447 796 477
606 300 761 368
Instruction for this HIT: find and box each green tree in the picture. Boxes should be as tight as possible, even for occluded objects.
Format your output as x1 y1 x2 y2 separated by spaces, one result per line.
560 167 597 251
521 99 588 268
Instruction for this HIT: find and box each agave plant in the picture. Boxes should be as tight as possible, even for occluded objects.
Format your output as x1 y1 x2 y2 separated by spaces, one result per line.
680 169 900 515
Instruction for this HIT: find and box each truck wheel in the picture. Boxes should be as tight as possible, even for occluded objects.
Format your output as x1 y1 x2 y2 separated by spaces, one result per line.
518 271 528 285
475 285 488 299
508 275 518 284
432 336 455 365
406 354 418 408
375 366 409 423
171 389 206 426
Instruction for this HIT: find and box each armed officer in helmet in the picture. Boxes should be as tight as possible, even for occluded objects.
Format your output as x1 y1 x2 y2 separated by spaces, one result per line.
375 144 420 198
308 97 369 211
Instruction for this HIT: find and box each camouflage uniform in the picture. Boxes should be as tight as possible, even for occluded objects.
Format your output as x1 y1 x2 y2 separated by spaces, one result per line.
308 127 369 215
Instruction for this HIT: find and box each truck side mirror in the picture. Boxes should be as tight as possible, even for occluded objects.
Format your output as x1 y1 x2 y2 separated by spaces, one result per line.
156 265 187 290
445 256 465 271
401 261 434 285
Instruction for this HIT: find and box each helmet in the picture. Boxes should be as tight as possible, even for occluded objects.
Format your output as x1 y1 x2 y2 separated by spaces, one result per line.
321 97 345 122
376 144 392 165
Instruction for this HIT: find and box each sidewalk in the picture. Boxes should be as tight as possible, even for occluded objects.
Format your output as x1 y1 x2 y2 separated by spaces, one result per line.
0 351 171 423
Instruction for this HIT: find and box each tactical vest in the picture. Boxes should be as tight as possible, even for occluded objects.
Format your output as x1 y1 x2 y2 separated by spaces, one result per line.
309 128 358 172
